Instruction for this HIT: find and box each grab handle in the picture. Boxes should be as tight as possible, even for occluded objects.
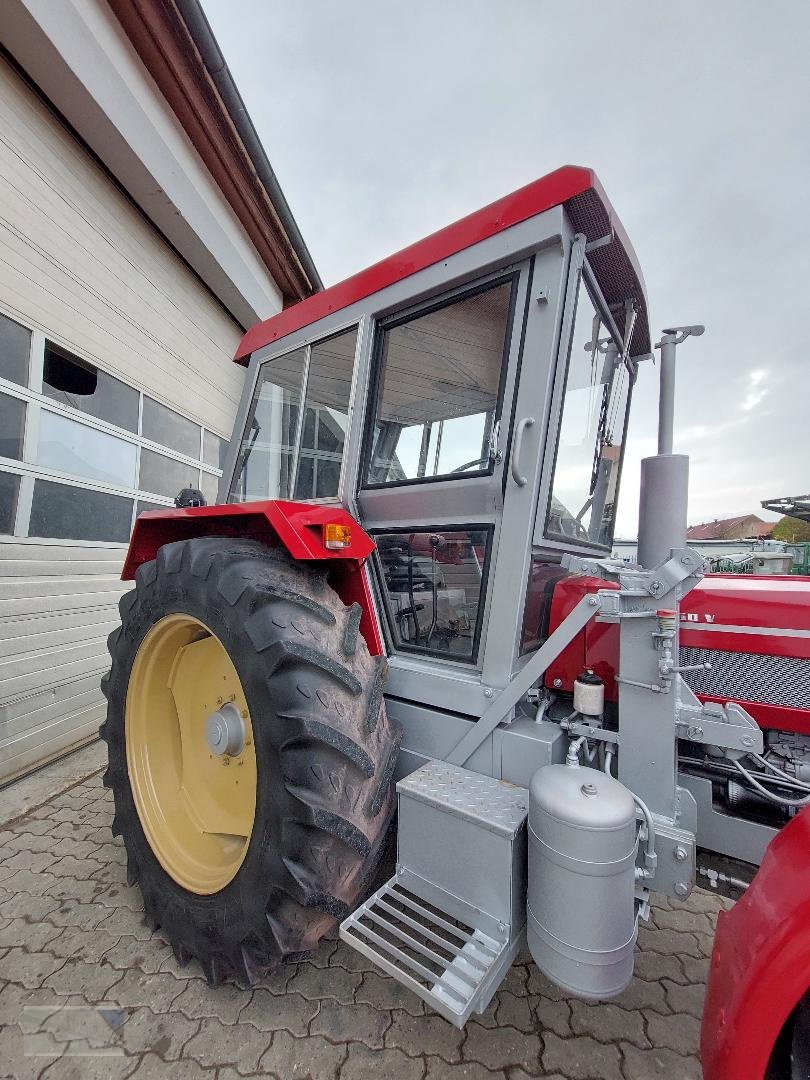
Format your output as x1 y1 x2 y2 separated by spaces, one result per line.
510 417 536 487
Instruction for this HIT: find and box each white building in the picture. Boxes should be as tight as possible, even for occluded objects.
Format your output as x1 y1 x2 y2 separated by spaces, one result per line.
0 0 319 781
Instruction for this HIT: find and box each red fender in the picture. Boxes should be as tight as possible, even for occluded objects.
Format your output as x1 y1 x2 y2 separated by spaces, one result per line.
701 807 810 1080
121 500 384 656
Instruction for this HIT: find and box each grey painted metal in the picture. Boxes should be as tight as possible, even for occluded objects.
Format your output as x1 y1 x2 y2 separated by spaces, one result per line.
340 759 529 1026
657 334 677 455
636 454 689 570
397 760 528 838
340 876 519 1027
509 417 536 487
396 761 528 931
527 761 639 999
205 703 245 757
446 592 601 767
679 771 778 866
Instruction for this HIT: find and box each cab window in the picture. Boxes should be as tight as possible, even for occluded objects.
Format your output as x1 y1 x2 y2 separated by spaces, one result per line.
545 268 633 548
364 279 515 487
229 326 357 503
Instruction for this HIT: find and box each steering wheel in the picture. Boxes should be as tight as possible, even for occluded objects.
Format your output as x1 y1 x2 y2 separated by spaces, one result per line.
450 456 490 474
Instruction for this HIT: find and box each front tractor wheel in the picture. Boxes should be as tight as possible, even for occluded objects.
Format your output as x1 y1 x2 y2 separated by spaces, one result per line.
100 537 400 986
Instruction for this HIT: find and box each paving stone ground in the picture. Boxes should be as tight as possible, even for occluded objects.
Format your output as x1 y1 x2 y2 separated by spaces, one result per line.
0 756 732 1079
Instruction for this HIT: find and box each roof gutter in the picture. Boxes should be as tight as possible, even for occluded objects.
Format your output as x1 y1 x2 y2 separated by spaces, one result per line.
175 0 323 294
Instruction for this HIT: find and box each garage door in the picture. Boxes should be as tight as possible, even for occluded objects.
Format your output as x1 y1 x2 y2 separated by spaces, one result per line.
0 56 244 781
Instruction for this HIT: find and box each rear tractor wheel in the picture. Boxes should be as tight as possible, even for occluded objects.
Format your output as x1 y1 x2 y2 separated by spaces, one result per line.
100 537 400 986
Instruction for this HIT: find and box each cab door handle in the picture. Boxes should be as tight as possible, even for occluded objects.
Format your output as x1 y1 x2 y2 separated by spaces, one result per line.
510 417 536 487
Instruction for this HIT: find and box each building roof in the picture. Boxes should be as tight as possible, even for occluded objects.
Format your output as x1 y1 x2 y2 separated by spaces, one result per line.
687 515 775 541
234 164 650 364
110 0 321 304
1 0 319 326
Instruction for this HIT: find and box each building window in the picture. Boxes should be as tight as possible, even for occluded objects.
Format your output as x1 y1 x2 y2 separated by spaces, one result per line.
0 312 30 387
142 396 201 459
43 342 139 433
30 480 133 544
203 429 227 470
0 471 20 534
0 392 26 461
37 409 137 488
139 448 201 500
0 311 227 541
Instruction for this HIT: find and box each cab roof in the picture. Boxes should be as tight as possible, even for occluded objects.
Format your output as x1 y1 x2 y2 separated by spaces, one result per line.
234 165 649 364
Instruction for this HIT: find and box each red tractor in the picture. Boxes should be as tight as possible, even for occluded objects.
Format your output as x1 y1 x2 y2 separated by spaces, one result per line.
101 165 810 1078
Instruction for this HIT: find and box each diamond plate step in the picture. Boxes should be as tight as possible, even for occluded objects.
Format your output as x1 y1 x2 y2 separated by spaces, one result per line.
340 876 520 1027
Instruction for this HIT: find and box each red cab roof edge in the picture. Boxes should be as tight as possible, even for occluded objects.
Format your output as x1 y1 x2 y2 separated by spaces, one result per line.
234 165 597 363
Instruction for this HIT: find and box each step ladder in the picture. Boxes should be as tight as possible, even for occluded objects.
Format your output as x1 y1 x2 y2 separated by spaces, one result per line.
340 760 529 1026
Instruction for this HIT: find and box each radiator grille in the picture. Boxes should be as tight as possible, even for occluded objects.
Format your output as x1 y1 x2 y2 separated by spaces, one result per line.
681 646 810 709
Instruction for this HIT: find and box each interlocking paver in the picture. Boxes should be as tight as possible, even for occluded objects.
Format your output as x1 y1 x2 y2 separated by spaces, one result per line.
286 959 362 1003
542 1031 623 1080
356 969 427 1014
385 1009 465 1062
462 1022 542 1072
570 999 650 1048
258 1029 346 1079
1 749 728 1079
645 1008 702 1055
0 917 62 951
309 999 390 1049
182 1014 271 1071
43 958 124 1002
2 948 66 989
172 976 249 1024
621 1041 703 1080
239 987 318 1035
424 1059 504 1080
530 994 571 1037
341 1042 425 1080
662 977 706 1019
115 1005 199 1059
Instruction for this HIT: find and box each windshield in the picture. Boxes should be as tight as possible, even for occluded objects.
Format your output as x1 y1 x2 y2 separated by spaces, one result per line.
545 268 633 547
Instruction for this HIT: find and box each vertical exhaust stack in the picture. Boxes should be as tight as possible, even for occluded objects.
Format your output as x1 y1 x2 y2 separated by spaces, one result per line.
637 326 704 569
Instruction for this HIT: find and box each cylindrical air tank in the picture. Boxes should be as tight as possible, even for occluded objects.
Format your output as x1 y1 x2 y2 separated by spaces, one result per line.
527 762 639 999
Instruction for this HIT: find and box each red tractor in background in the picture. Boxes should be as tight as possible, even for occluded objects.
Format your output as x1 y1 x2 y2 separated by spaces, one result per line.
102 165 810 1079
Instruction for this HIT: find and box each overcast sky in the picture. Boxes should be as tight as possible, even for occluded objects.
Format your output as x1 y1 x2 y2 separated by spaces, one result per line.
202 0 810 537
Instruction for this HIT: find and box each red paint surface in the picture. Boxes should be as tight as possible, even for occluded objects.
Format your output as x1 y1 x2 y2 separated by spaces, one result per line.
121 501 386 656
543 573 810 734
702 808 810 1080
234 166 596 362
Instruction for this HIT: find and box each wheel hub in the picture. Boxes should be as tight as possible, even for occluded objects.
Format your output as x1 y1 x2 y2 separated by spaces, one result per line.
206 703 246 757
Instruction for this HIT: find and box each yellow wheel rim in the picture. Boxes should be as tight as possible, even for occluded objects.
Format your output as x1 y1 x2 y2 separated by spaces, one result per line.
125 614 257 895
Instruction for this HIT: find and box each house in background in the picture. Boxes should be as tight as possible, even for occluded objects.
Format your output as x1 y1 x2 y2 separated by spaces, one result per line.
0 0 319 781
686 515 775 542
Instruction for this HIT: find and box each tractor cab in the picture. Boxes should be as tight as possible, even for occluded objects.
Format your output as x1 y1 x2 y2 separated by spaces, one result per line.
222 166 648 732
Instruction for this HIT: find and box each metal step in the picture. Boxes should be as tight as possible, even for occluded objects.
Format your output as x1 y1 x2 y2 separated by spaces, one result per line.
340 874 521 1026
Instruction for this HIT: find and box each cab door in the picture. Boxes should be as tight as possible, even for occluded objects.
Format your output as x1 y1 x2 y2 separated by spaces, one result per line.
355 243 569 719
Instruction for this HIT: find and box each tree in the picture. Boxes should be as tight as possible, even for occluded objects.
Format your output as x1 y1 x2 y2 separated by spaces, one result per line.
772 516 810 543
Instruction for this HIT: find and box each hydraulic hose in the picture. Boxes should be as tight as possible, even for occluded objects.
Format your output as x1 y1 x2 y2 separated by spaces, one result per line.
733 757 810 809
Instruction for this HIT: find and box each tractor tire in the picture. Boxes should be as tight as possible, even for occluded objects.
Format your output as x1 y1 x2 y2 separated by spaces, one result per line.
100 536 400 986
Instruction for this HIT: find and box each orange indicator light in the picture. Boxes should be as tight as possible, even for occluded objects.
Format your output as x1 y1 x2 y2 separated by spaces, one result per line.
323 523 352 550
